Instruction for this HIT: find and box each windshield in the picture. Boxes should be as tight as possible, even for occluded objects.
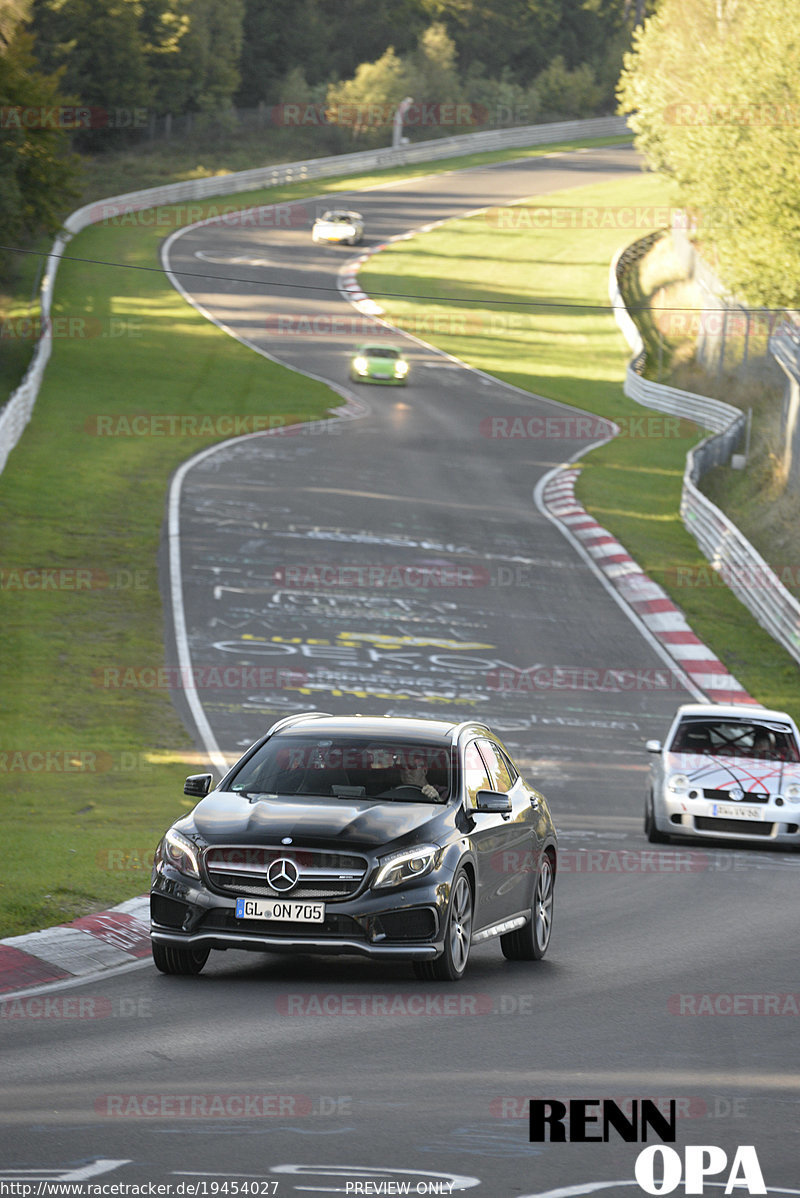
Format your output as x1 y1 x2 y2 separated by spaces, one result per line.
228 734 452 801
669 719 800 762
363 347 399 359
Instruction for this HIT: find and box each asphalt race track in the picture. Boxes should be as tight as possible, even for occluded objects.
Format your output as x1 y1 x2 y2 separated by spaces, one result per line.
1 146 797 1197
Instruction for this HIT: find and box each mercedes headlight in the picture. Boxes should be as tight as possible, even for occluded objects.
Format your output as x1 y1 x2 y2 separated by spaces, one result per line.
160 828 201 878
373 844 440 889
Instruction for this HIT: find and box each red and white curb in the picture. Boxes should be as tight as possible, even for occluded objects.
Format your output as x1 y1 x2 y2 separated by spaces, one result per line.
540 468 758 706
0 895 150 997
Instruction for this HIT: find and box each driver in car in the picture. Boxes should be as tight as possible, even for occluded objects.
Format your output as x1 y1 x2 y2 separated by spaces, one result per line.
397 760 440 800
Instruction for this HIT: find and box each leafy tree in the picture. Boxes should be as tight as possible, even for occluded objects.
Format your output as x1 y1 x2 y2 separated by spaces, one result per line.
534 54 602 118
325 46 411 136
237 0 325 107
0 0 31 45
0 26 80 277
29 0 244 135
175 0 244 115
618 0 800 308
462 62 541 128
138 0 192 115
403 21 463 108
29 0 150 146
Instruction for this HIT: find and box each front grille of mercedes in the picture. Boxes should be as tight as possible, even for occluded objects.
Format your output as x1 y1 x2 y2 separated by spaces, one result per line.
203 845 369 900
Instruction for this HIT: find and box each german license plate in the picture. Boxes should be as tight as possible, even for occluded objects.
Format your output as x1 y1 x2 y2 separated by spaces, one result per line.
712 804 763 820
235 898 325 922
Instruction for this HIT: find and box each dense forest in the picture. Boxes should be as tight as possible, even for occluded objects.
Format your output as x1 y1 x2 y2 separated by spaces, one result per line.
3 0 799 307
0 0 645 275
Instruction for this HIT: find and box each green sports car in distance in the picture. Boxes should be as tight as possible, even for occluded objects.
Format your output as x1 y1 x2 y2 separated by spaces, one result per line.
349 344 409 385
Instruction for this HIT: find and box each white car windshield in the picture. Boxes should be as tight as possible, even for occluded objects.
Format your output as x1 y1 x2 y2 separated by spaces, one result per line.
669 719 800 761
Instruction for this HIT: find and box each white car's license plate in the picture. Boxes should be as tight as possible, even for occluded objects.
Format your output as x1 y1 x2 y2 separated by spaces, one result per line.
712 804 763 820
236 898 325 922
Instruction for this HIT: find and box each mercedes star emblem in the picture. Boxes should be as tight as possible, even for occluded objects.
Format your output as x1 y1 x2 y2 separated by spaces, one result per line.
267 857 299 893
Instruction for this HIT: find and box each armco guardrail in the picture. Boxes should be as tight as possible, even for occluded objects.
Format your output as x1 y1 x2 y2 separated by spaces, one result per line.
610 242 800 666
0 114 628 476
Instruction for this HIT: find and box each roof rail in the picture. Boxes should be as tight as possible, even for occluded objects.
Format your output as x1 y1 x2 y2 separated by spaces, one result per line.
449 720 492 744
264 711 332 737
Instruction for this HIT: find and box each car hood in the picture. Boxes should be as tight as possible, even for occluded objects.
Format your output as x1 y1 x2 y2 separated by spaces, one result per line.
187 789 446 850
664 752 800 795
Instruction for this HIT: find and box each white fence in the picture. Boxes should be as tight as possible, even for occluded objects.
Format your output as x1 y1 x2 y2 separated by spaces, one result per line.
0 114 628 476
610 243 800 666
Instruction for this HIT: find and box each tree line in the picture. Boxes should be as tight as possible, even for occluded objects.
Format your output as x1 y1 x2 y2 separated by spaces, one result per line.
0 0 643 277
618 0 800 309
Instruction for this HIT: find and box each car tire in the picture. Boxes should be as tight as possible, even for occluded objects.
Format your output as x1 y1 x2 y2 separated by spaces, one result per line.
151 941 209 976
645 791 669 843
501 850 554 961
413 867 473 982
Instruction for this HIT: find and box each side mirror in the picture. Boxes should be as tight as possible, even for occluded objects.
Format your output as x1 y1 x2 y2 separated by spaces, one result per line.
184 773 213 797
475 789 512 814
645 740 662 754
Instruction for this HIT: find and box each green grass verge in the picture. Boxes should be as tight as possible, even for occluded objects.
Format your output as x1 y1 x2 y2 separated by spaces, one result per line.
0 217 340 938
358 172 800 721
0 133 630 938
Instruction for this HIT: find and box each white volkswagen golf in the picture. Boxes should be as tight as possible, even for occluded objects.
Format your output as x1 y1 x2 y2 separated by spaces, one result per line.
645 703 800 847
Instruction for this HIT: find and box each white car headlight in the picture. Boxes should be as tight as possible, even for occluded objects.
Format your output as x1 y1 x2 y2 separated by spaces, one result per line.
373 844 440 889
667 773 690 794
783 782 800 802
162 828 201 878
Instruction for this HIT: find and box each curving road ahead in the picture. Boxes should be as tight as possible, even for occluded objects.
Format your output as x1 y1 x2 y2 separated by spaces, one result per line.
1 146 797 1198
